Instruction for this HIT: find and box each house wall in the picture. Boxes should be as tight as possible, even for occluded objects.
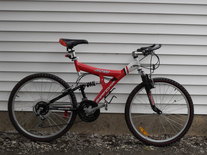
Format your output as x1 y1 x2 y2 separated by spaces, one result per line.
1 0 207 114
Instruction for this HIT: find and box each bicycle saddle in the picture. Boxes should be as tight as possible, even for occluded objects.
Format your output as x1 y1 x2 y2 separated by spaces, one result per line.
59 38 88 49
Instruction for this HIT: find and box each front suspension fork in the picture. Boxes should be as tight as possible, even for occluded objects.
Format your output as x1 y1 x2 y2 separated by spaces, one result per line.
141 74 162 114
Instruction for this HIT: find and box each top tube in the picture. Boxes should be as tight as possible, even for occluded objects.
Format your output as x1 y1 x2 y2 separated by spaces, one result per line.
74 60 124 78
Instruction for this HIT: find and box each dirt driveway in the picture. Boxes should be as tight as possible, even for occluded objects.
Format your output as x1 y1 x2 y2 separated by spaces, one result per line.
0 132 206 155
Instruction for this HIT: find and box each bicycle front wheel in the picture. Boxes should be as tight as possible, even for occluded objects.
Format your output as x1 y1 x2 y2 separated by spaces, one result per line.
8 73 77 142
125 78 194 146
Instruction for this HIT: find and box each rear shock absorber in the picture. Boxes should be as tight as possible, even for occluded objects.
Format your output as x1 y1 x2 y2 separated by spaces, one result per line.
85 81 96 87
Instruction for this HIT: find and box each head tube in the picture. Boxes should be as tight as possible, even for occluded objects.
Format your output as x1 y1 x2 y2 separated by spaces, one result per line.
124 58 141 74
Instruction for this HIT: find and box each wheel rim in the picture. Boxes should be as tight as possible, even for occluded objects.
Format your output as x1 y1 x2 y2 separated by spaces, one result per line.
129 81 190 143
11 77 74 139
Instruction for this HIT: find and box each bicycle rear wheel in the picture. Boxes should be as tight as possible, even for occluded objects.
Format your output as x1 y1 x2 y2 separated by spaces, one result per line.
125 78 194 146
8 73 77 142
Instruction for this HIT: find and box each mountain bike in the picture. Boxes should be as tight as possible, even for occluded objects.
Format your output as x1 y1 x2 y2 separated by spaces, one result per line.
8 38 194 146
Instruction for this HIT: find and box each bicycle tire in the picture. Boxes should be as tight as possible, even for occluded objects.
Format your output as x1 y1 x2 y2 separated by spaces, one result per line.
8 73 77 142
125 78 194 147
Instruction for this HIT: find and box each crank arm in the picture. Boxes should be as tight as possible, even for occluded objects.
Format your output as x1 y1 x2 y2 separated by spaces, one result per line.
84 103 105 115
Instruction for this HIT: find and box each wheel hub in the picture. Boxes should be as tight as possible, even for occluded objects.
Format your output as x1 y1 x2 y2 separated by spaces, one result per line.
34 101 49 116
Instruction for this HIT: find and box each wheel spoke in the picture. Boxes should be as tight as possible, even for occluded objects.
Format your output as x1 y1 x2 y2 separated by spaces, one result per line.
127 78 193 146
9 73 76 141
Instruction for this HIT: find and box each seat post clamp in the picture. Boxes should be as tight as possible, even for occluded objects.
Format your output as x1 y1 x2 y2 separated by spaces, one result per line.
67 48 74 53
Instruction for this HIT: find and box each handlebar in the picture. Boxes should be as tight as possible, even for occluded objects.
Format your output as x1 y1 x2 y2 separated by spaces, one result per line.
132 44 161 58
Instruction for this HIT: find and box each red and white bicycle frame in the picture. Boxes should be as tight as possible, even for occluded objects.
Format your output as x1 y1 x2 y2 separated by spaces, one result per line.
71 54 141 104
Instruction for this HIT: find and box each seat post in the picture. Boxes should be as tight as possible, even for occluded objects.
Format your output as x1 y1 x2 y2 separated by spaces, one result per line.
66 48 78 61
67 47 74 53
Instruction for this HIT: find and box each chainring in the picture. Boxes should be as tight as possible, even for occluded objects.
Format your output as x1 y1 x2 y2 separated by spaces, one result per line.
78 100 100 122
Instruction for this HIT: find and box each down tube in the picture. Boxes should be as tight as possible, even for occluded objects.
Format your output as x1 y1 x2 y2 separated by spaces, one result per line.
94 72 126 103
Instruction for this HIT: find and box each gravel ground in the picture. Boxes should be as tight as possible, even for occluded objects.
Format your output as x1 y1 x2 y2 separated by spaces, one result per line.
0 132 207 155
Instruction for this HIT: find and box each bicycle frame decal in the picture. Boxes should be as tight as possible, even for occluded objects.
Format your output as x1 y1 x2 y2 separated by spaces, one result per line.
124 60 140 74
73 60 138 103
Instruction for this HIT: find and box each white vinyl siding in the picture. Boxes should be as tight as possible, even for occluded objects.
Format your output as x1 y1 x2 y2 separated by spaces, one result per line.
0 0 207 114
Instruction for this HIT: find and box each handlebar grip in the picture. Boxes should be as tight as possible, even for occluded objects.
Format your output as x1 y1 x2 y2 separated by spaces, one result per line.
133 44 161 58
138 44 156 51
137 44 162 56
150 44 161 51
